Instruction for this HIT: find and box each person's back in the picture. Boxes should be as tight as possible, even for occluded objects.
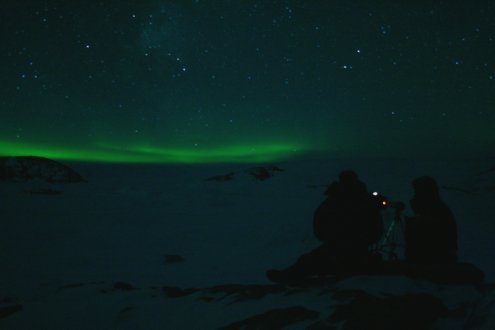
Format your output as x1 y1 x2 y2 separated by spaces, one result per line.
267 170 384 283
313 171 383 259
405 176 458 264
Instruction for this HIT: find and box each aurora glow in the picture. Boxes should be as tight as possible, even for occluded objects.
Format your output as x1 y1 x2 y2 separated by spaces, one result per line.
0 140 312 164
1 2 494 163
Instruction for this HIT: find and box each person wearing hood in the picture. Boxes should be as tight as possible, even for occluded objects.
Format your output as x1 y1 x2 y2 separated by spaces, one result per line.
267 170 384 283
405 176 458 264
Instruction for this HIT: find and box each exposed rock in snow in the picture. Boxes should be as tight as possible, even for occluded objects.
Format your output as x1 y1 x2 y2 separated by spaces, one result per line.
219 306 319 330
207 172 235 182
245 165 285 181
207 165 285 182
0 156 84 183
162 283 286 302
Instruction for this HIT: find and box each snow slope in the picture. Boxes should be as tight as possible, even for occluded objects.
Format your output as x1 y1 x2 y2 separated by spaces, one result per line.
1 158 494 329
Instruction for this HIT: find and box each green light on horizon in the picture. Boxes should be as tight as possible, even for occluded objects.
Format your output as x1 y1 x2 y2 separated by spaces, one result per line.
0 140 313 164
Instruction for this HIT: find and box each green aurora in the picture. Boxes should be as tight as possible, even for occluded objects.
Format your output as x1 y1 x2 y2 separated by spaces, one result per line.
1 2 494 163
0 140 313 164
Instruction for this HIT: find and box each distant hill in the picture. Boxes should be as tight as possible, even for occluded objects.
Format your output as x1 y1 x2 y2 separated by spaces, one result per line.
0 156 84 183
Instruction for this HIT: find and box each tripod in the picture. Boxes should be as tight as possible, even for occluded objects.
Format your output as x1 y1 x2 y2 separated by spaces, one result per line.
378 202 406 261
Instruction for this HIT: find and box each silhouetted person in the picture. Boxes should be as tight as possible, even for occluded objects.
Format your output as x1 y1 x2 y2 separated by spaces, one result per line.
405 176 458 264
267 170 384 283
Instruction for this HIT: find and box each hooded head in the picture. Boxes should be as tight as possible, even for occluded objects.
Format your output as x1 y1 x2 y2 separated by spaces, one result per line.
338 170 368 198
412 176 440 199
410 176 442 215
324 170 369 199
338 170 358 183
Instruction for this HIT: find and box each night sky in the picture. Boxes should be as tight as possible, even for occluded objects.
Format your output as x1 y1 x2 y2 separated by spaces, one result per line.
1 1 494 163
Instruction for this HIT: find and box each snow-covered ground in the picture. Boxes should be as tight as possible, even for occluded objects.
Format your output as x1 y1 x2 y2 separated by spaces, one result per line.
1 157 494 329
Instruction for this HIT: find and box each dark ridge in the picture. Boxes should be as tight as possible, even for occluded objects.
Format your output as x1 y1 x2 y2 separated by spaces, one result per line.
0 156 84 183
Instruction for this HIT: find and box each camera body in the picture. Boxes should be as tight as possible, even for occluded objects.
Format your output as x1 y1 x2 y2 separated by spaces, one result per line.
370 191 389 210
371 192 406 260
371 191 405 213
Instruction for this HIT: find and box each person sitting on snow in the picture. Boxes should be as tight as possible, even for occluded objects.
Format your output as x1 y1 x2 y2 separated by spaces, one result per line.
405 176 458 264
267 170 384 283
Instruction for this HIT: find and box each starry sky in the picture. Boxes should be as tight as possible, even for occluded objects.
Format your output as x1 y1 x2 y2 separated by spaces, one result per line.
1 1 494 163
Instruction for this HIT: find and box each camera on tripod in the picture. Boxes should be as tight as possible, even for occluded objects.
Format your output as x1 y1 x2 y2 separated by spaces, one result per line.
371 191 405 215
370 191 406 260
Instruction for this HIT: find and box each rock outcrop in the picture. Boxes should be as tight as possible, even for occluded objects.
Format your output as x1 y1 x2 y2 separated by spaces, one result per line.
0 156 84 183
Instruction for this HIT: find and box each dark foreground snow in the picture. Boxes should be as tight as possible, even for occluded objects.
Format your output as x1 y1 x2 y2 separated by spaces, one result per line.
1 157 494 329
